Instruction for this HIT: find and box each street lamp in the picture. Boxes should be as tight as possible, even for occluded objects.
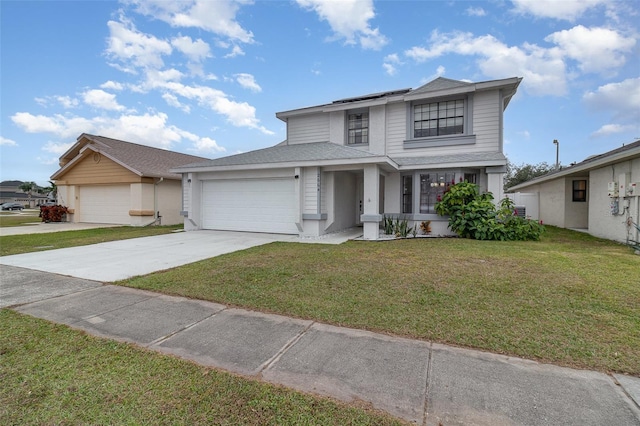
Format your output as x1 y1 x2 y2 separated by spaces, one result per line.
553 139 559 169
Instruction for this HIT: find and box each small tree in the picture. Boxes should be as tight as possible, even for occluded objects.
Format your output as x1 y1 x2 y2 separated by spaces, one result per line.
436 182 544 241
504 160 555 190
18 181 37 206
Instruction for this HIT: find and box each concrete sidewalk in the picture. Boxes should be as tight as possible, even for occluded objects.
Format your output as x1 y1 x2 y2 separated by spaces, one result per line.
2 265 639 425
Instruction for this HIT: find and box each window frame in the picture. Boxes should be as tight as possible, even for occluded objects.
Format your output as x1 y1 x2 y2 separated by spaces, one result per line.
401 169 480 218
572 179 587 202
346 109 369 146
404 95 475 149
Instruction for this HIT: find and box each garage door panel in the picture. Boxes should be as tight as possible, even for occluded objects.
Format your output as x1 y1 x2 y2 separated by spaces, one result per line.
79 185 130 224
202 179 297 234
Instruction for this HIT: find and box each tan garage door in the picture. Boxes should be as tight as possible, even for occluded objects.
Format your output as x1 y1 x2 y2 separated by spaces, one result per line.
79 185 131 224
201 178 298 234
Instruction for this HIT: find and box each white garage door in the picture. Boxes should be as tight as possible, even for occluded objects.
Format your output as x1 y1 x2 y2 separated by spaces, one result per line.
79 185 130 224
202 178 298 234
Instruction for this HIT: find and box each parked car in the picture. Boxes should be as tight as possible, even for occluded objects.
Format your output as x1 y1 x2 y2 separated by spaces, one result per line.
1 202 24 211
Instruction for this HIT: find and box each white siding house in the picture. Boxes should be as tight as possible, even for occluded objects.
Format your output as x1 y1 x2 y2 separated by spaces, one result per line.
174 77 522 240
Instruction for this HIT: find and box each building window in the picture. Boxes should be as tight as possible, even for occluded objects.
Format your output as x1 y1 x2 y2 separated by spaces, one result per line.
419 173 455 214
573 180 587 202
347 112 369 144
402 175 413 213
463 173 477 184
414 99 464 138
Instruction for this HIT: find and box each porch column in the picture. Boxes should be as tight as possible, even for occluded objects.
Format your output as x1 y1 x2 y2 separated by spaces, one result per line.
361 164 381 240
486 166 507 204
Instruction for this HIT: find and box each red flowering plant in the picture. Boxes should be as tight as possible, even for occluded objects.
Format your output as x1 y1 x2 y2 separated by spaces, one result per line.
40 205 69 222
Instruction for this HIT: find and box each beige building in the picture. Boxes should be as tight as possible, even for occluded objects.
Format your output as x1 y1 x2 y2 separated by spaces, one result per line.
52 134 208 226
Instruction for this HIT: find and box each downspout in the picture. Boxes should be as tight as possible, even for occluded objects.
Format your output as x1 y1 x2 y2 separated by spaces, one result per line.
143 177 165 227
154 177 164 225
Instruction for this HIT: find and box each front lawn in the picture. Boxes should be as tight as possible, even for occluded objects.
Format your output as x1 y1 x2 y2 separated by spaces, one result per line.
0 310 402 425
0 225 182 256
0 211 41 227
119 227 640 375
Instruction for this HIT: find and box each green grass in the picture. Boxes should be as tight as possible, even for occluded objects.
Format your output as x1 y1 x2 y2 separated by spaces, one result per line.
0 225 182 256
0 211 41 227
118 227 640 376
0 310 403 426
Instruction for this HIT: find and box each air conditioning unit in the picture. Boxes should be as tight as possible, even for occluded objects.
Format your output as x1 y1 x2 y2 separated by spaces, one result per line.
514 205 526 218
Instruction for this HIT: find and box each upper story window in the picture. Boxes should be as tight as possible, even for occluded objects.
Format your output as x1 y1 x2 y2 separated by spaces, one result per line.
413 99 464 138
347 111 369 145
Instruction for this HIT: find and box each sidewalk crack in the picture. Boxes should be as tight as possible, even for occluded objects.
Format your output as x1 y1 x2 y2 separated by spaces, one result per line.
257 321 315 376
146 306 229 347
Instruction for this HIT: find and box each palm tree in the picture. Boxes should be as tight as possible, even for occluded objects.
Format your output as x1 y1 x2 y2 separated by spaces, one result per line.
18 181 36 207
40 180 57 199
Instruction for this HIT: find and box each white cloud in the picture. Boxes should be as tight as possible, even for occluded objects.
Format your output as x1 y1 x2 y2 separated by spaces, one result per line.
158 81 273 134
56 96 79 109
382 53 402 76
296 0 388 50
583 77 640 123
123 0 254 43
82 89 126 111
545 26 635 74
591 123 635 138
42 141 74 155
235 73 261 92
405 31 567 96
224 45 245 58
171 35 211 62
466 7 486 17
0 136 18 146
192 136 225 153
11 110 227 152
162 93 191 113
100 80 124 91
105 19 172 72
510 0 608 21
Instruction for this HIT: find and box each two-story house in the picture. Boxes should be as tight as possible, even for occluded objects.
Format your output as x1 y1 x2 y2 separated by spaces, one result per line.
174 76 522 240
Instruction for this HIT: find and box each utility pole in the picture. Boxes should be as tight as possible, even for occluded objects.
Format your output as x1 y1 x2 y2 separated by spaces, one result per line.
553 139 559 169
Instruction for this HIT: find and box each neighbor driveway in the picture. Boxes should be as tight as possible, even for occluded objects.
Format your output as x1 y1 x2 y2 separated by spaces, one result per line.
0 230 298 281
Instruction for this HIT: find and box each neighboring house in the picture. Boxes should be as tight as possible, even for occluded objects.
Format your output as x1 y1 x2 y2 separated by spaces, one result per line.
174 77 522 240
52 134 209 226
509 140 640 244
0 180 49 207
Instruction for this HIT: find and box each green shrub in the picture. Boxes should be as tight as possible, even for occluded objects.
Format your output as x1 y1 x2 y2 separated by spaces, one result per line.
435 182 544 241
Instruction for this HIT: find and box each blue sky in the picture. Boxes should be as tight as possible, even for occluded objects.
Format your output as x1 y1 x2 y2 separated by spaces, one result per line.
1 0 639 186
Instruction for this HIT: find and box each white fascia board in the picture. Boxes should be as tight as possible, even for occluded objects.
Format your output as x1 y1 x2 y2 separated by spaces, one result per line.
172 156 398 174
276 104 327 121
396 159 507 171
509 146 640 191
475 77 522 92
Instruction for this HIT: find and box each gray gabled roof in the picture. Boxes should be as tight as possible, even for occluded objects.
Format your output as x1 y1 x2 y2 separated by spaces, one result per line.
174 142 388 171
409 77 474 96
52 134 209 180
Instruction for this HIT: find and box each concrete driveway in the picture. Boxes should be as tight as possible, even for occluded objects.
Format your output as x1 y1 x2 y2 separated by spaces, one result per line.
0 230 298 281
